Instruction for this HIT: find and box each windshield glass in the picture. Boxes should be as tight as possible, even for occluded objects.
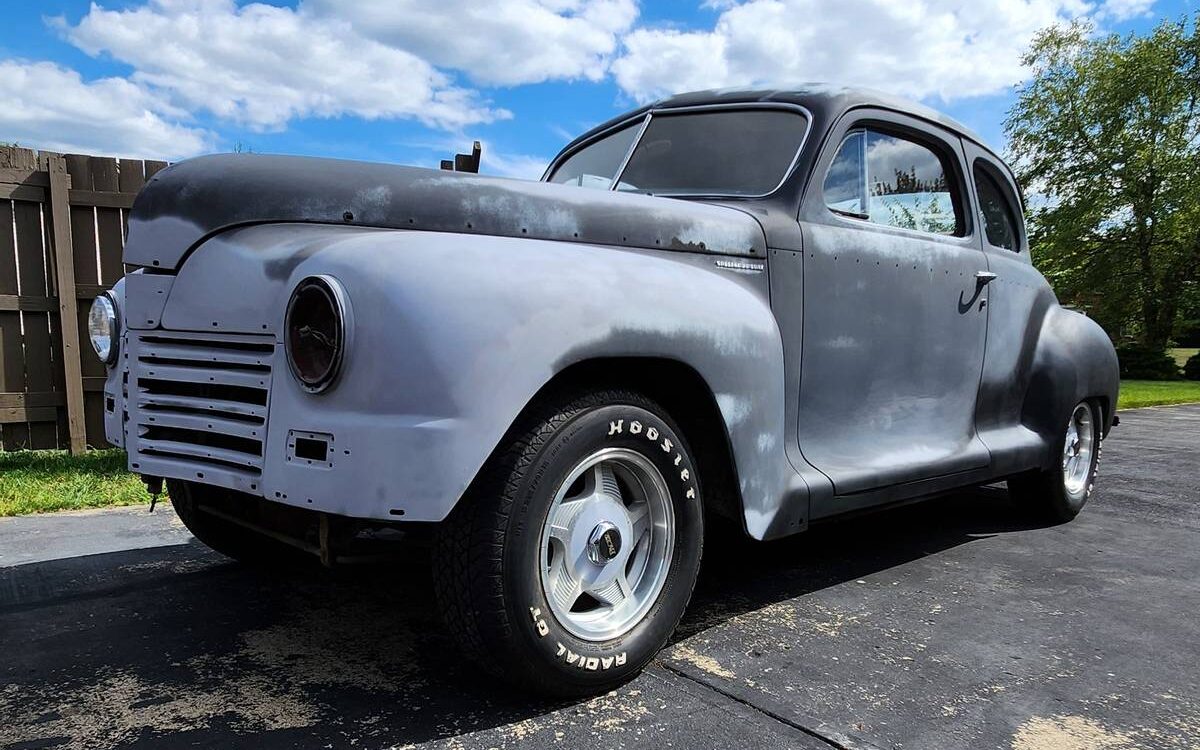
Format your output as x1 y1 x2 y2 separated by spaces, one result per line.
547 122 640 189
548 108 808 196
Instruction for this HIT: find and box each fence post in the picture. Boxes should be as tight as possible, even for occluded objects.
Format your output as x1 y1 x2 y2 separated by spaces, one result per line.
45 155 87 455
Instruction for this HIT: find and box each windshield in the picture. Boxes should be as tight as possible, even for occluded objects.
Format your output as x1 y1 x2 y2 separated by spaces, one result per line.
547 108 808 197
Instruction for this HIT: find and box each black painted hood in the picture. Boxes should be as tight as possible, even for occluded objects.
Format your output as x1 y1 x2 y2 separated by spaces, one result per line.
124 153 768 270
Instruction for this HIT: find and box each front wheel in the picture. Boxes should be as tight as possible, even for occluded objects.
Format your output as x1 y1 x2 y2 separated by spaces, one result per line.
1008 400 1102 523
433 389 704 697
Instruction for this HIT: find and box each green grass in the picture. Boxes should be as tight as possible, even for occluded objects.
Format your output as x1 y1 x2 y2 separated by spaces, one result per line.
1170 347 1198 369
0 449 151 517
1119 379 1200 409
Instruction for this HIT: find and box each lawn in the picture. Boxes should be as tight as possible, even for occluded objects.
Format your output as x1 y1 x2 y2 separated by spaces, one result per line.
1170 347 1198 369
1119 379 1200 410
0 449 152 517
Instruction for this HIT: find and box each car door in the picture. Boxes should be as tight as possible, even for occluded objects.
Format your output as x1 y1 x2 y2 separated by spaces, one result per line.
963 142 1058 476
796 109 992 498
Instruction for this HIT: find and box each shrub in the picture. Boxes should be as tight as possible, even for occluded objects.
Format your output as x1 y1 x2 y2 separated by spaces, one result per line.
1184 352 1200 381
1115 345 1180 380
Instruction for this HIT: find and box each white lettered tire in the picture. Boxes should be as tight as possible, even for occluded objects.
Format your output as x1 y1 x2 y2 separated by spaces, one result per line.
433 389 704 697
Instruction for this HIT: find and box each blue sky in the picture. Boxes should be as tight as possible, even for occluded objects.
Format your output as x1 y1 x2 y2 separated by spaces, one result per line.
0 0 1192 179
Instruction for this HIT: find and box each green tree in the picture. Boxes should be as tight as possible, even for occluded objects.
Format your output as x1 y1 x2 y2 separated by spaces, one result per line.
1005 18 1200 350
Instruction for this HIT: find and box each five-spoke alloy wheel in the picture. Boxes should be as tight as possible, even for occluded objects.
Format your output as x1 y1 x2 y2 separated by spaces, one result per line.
434 389 704 697
1009 399 1102 523
540 448 675 642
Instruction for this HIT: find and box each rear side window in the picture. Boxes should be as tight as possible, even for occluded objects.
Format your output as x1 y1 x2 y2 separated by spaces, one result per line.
973 163 1021 252
824 128 964 236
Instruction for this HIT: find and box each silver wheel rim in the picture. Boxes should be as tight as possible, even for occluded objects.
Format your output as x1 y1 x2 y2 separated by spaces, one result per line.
1062 403 1095 497
538 447 675 642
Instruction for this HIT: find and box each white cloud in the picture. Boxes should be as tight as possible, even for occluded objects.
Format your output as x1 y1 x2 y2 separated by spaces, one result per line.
407 137 550 180
611 0 1125 105
1097 0 1154 21
306 0 639 87
480 146 550 180
63 0 509 132
0 60 211 159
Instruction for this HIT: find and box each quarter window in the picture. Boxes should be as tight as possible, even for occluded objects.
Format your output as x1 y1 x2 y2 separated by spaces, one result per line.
973 164 1021 251
824 128 964 236
549 123 640 190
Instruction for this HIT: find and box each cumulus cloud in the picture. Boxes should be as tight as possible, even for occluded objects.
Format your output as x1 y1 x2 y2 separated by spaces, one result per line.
305 0 639 86
611 0 1126 104
1097 0 1155 21
0 60 211 158
63 0 509 132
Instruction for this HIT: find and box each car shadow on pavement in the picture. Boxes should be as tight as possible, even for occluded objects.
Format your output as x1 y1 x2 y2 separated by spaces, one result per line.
0 486 1048 749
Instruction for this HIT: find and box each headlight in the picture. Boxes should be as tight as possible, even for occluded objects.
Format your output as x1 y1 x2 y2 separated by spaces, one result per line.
87 293 119 365
285 276 346 393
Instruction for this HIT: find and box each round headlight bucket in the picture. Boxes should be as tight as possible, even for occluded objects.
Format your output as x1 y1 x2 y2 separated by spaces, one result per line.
285 276 347 393
87 293 119 366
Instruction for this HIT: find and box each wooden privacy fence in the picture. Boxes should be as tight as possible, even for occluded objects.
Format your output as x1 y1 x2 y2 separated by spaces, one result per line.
0 145 167 453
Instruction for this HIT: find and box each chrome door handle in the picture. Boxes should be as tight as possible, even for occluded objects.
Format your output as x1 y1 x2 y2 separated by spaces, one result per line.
975 271 998 286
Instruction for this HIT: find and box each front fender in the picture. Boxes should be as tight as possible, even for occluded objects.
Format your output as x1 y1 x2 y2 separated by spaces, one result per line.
158 225 799 536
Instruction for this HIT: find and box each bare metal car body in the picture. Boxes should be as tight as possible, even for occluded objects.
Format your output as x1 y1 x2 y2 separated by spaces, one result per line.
100 86 1119 543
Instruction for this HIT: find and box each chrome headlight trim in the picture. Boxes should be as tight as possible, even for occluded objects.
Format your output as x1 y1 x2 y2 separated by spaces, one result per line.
284 275 348 394
87 292 120 366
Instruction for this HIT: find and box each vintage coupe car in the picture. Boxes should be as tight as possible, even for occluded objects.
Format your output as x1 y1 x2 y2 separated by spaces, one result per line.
90 87 1118 696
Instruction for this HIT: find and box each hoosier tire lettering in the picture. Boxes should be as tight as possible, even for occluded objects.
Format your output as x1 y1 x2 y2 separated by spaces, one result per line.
607 417 697 501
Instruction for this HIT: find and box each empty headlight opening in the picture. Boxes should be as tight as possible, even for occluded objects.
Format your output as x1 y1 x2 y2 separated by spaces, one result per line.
285 276 347 393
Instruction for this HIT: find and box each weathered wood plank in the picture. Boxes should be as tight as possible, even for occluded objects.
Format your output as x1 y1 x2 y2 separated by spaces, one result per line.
0 147 39 170
0 184 46 202
117 159 146 193
144 160 168 180
91 156 125 290
76 284 112 300
69 189 135 210
0 295 56 312
0 198 26 449
0 392 65 409
45 154 88 455
15 196 60 449
0 405 57 424
0 168 50 187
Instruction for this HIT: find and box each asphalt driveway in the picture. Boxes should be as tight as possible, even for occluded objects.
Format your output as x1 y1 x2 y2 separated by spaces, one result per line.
2 404 1198 749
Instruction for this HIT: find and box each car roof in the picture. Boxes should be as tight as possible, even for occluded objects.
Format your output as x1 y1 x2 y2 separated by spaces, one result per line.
553 85 1006 173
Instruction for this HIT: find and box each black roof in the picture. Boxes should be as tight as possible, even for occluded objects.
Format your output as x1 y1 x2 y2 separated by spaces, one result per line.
554 85 1001 168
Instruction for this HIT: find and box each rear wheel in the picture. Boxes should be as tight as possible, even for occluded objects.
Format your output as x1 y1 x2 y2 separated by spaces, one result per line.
433 389 704 697
1008 401 1102 523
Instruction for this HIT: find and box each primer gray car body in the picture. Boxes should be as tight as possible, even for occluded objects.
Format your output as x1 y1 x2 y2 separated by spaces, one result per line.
102 86 1119 541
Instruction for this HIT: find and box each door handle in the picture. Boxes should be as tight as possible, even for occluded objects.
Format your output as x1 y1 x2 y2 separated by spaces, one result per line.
975 271 998 286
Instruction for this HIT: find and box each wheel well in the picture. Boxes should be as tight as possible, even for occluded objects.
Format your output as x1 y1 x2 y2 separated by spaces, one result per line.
532 358 744 531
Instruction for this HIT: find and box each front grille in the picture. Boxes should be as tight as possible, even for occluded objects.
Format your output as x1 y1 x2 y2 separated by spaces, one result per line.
130 331 275 480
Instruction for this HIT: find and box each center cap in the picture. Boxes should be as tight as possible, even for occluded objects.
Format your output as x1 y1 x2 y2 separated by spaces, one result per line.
587 521 622 565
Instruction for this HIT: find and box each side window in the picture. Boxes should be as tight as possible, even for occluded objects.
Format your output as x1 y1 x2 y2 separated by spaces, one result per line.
823 131 867 217
973 163 1021 251
823 128 964 236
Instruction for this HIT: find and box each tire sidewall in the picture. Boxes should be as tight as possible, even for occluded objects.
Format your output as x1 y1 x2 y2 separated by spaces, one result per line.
503 401 703 688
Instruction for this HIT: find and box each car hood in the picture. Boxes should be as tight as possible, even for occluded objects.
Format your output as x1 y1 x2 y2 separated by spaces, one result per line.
124 153 768 271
